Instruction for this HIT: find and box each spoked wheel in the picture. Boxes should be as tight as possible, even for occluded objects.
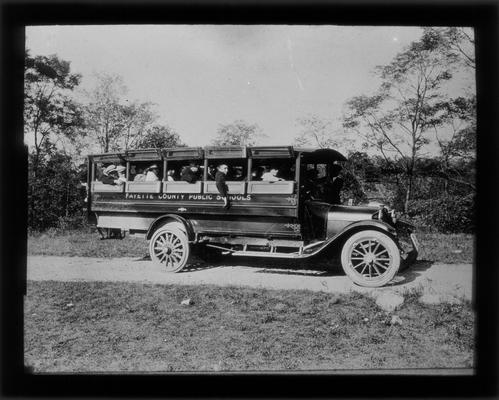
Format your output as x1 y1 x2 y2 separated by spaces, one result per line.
149 224 190 272
340 230 400 287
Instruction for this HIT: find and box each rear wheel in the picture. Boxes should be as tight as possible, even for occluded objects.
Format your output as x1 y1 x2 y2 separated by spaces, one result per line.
340 230 400 287
149 223 190 272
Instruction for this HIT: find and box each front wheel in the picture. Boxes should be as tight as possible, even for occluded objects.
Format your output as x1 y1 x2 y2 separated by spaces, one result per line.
149 224 190 272
340 230 400 287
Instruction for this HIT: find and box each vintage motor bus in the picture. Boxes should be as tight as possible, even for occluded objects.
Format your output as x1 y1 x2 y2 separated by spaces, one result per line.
87 146 419 287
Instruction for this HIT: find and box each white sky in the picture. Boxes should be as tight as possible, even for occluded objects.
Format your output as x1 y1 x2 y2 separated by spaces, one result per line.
25 25 475 151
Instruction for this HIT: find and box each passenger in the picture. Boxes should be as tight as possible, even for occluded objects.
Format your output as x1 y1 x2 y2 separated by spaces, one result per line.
95 163 104 181
303 169 319 198
100 165 117 185
261 167 284 182
207 166 216 181
166 169 176 181
180 162 199 183
251 167 263 181
145 164 160 182
305 168 318 184
232 167 244 181
282 164 295 180
215 164 230 209
115 165 127 185
133 167 146 182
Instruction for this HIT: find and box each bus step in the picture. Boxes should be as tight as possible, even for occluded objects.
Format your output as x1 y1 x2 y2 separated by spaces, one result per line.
231 250 301 258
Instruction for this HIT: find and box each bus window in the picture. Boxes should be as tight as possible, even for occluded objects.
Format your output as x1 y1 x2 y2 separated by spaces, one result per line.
130 162 162 182
251 159 295 181
163 159 203 194
203 159 247 194
206 159 247 181
247 158 295 194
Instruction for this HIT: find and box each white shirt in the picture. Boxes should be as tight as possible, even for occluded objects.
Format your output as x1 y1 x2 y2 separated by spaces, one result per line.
145 171 159 182
116 175 127 185
261 172 282 182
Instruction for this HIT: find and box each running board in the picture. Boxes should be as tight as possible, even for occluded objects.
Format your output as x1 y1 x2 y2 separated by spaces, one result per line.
232 250 302 258
206 240 328 259
205 233 420 262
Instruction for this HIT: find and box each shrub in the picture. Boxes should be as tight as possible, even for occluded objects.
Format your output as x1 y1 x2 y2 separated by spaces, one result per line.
28 148 87 232
405 195 474 233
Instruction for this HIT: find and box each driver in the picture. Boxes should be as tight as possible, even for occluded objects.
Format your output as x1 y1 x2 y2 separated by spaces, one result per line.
320 164 343 204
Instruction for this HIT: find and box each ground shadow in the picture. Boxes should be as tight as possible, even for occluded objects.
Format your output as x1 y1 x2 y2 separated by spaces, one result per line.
133 254 226 273
135 253 433 282
180 254 343 277
384 260 434 287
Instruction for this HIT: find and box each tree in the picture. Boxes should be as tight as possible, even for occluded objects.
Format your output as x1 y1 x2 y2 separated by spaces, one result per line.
422 27 475 70
83 73 126 153
294 115 354 150
343 32 458 212
28 142 85 231
83 73 158 153
433 95 476 192
212 120 266 146
24 51 84 174
421 28 476 193
136 125 185 149
117 101 157 151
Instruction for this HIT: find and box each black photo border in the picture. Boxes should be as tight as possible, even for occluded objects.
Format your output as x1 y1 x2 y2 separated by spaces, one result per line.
2 0 498 397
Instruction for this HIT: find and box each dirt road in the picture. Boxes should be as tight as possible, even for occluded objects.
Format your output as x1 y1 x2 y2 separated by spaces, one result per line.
27 255 473 302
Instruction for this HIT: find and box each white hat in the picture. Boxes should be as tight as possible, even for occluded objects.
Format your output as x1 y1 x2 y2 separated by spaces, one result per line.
103 165 116 175
116 165 126 173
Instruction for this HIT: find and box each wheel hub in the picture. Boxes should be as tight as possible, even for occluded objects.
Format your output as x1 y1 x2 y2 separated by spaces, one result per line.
363 253 375 264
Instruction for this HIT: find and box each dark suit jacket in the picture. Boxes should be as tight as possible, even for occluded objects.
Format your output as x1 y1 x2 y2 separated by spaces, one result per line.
325 176 343 204
180 168 198 183
100 175 116 185
215 171 228 197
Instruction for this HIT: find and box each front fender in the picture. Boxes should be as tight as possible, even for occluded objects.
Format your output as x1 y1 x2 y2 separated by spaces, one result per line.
146 214 195 241
302 220 399 258
330 220 397 242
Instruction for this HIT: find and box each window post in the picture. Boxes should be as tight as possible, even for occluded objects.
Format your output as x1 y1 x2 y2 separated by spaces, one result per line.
247 157 252 182
203 158 208 181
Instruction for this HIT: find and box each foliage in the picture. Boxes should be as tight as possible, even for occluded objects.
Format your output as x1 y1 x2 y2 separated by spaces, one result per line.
28 143 86 231
294 115 354 150
343 32 461 212
212 120 266 146
24 51 85 170
118 101 157 151
83 72 158 152
28 225 474 264
405 194 474 234
135 125 184 149
421 27 475 70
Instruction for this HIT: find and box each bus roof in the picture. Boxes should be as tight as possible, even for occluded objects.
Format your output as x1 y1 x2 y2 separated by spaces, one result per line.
88 146 347 163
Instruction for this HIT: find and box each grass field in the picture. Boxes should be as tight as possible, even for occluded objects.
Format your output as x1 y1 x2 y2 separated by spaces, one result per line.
24 280 474 372
27 229 474 264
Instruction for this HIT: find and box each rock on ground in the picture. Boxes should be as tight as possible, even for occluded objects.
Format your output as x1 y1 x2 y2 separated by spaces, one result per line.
374 291 405 312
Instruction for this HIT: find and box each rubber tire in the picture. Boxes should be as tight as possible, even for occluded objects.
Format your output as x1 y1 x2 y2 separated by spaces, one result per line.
340 230 400 287
149 223 190 272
